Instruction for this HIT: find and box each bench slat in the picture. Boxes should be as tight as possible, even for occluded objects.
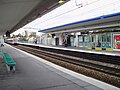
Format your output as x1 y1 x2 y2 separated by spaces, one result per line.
1 51 16 66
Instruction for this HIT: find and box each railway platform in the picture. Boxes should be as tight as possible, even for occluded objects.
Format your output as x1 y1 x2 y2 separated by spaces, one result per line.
0 43 119 90
18 42 120 57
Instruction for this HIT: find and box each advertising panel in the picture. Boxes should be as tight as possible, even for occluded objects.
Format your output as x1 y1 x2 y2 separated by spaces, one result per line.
114 35 120 49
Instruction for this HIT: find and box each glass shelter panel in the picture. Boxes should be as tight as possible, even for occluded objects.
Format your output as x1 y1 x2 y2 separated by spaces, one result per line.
95 34 102 48
84 35 89 47
70 36 74 46
91 34 96 49
101 34 106 48
106 33 112 48
78 35 84 47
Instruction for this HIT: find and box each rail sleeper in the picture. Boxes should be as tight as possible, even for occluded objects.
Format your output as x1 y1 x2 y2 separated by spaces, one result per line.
2 51 16 72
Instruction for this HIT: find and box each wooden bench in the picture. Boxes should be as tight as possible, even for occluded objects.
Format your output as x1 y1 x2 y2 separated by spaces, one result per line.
1 51 16 72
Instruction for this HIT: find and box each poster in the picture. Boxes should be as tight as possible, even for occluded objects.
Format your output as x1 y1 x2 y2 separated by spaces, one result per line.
114 35 120 49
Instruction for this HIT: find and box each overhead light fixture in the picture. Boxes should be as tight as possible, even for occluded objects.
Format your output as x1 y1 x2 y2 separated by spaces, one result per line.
58 0 65 4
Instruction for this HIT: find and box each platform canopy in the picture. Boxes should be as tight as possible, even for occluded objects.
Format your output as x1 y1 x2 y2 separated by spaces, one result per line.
39 12 120 33
0 0 69 35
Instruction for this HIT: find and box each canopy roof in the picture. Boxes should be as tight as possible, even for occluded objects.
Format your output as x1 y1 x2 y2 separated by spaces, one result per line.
0 0 69 35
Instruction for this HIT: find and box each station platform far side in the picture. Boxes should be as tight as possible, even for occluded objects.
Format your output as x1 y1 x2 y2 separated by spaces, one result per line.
18 42 120 57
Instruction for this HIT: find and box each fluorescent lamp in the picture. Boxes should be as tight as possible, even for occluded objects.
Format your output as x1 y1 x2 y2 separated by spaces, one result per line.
58 0 65 3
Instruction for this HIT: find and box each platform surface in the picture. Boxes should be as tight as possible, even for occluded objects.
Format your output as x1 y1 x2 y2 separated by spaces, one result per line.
0 44 119 90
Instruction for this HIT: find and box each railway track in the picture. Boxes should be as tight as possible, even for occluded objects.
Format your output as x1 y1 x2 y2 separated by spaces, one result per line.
13 45 120 87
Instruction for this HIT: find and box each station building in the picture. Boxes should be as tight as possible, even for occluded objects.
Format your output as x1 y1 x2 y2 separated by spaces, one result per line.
38 12 120 51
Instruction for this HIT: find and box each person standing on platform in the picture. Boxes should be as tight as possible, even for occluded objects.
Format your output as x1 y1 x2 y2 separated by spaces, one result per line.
0 36 4 47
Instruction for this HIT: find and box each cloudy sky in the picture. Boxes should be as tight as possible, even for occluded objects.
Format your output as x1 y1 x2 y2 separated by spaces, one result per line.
13 0 120 35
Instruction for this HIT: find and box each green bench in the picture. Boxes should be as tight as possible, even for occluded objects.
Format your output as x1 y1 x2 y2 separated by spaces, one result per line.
1 51 16 72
